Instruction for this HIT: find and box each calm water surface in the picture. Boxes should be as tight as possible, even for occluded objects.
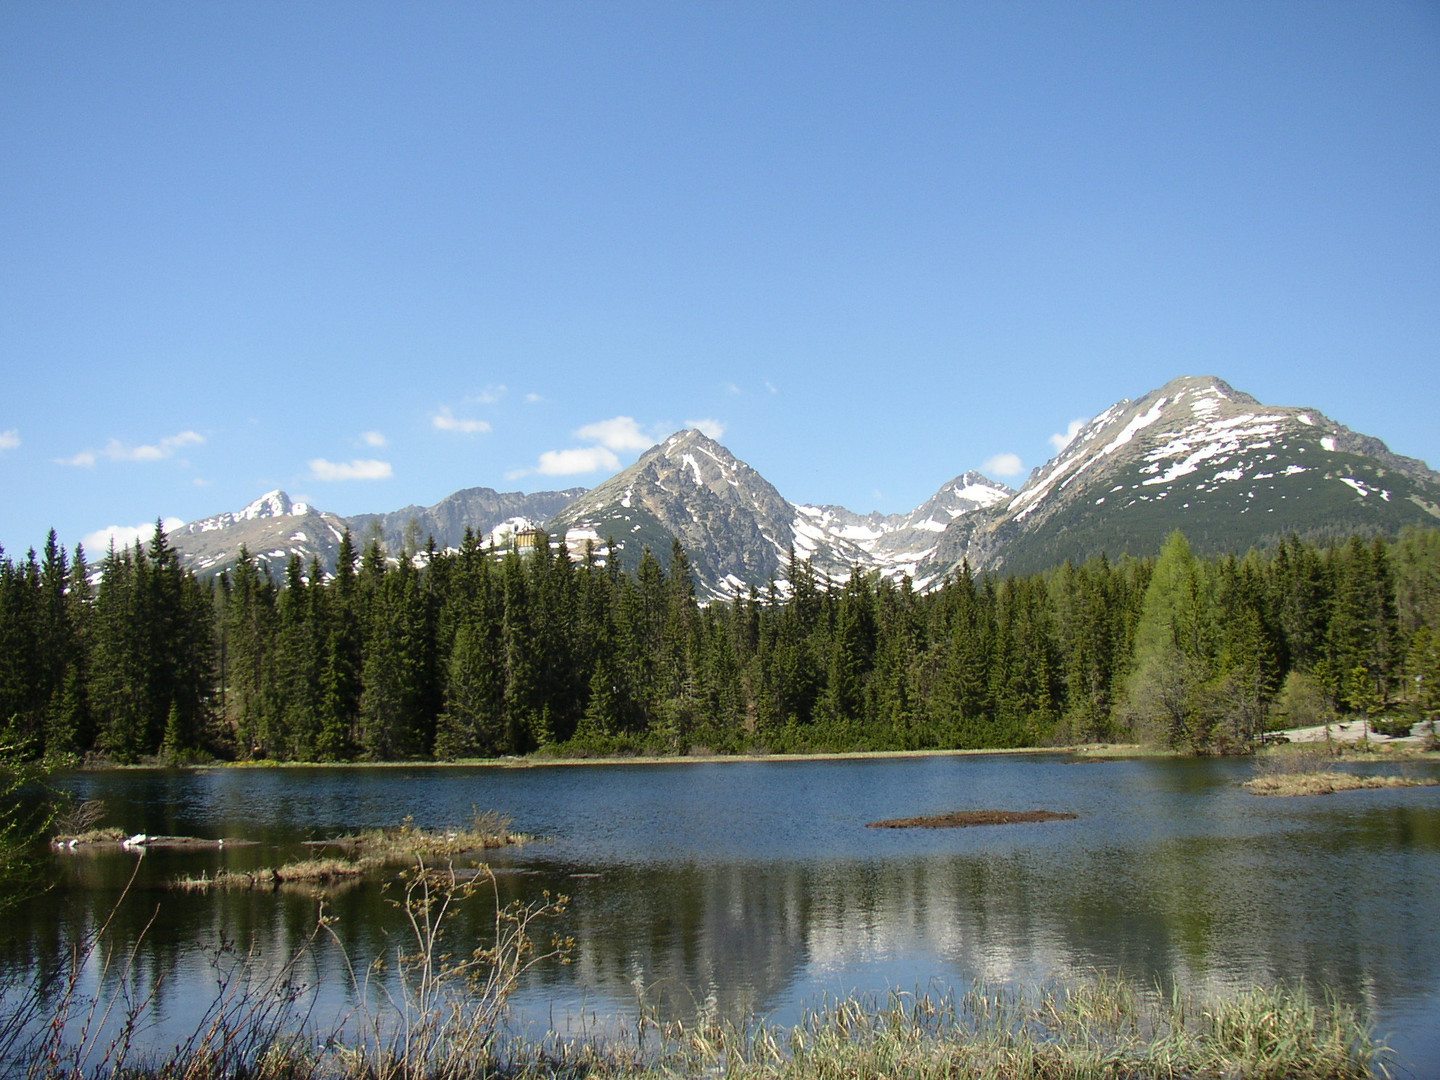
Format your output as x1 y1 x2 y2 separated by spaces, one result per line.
6 753 1440 1075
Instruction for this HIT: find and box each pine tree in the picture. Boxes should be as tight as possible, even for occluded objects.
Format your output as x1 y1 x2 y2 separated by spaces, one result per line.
317 531 361 760
222 546 277 757
89 543 148 761
1212 557 1279 744
435 617 507 757
360 555 438 759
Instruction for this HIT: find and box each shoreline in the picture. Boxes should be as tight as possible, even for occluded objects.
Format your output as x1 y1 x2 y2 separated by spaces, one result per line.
70 743 1130 772
64 728 1436 772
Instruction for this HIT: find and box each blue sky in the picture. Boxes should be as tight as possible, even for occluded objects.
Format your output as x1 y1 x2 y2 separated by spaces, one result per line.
2 2 1437 557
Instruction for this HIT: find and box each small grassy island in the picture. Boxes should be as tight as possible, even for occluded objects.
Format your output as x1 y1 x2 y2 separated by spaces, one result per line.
1244 770 1439 797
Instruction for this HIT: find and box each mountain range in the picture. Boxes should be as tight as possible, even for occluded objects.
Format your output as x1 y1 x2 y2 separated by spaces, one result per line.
168 376 1440 597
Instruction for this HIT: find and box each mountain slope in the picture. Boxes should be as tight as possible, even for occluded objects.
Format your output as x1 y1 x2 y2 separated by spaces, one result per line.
923 375 1440 580
792 472 1012 586
172 491 351 576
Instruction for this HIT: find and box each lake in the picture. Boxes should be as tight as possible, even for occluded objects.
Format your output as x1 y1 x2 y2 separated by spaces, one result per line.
6 752 1440 1075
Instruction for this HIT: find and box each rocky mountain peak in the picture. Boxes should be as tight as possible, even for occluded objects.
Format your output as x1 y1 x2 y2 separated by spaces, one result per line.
238 490 308 520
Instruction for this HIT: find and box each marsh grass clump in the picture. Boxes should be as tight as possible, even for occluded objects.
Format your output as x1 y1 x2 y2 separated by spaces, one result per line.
51 826 128 847
309 809 525 863
173 857 373 891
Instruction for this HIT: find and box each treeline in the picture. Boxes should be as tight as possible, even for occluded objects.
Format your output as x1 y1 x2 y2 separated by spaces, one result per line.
2 523 1439 763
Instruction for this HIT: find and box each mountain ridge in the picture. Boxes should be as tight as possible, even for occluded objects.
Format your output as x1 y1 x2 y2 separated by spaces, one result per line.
165 375 1440 592
172 484 586 577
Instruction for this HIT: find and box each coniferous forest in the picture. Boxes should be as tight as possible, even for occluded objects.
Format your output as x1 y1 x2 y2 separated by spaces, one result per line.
1 523 1439 764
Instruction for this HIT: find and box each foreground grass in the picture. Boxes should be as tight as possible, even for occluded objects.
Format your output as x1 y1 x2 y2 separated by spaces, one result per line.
3 976 1385 1079
664 980 1385 1080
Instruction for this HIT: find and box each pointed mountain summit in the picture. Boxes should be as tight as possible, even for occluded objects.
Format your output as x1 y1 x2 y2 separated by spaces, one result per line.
924 375 1440 579
549 430 798 594
173 491 350 575
549 430 1012 597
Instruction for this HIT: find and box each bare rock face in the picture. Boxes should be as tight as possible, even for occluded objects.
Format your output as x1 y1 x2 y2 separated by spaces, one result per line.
548 429 801 597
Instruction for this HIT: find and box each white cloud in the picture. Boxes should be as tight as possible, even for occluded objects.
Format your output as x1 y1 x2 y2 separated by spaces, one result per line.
309 458 394 481
573 416 655 452
432 407 491 435
535 446 621 476
685 418 726 440
360 430 388 448
0 429 18 451
1049 418 1088 454
982 452 1025 477
107 430 203 462
524 393 545 404
467 385 507 405
723 382 742 395
764 380 779 394
83 516 186 554
513 414 667 480
57 430 204 467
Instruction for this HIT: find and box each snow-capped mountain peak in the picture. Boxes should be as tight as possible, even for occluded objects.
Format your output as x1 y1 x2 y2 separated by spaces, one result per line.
924 374 1440 579
239 490 308 521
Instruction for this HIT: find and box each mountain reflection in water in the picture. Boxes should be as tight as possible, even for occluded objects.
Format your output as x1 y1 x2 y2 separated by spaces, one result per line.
4 753 1438 1072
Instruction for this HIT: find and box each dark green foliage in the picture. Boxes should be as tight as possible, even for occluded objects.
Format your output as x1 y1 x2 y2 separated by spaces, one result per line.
2 522 1439 761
